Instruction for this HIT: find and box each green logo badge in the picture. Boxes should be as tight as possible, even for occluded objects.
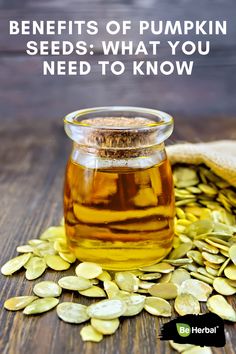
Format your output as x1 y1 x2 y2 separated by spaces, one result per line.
176 323 191 337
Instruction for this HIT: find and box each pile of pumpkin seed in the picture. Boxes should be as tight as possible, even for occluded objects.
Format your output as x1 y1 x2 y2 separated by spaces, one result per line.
1 164 236 353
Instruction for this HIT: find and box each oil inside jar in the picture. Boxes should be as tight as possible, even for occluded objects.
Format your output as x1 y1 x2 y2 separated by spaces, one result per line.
64 158 175 270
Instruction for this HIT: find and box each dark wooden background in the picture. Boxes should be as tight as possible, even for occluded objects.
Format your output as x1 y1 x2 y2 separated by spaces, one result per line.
0 1 236 354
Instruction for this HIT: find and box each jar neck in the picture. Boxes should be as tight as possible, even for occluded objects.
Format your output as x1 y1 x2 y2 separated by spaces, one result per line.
71 143 167 170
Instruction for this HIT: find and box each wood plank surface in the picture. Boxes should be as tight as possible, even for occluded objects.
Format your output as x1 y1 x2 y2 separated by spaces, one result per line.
0 1 236 353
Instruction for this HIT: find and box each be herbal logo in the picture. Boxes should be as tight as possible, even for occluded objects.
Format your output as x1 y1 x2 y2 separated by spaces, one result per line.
160 313 225 347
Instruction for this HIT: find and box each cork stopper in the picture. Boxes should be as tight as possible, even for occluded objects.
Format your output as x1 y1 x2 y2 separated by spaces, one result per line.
80 116 155 128
77 116 159 158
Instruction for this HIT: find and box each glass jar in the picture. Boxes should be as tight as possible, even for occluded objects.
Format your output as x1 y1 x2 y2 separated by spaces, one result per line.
64 107 175 270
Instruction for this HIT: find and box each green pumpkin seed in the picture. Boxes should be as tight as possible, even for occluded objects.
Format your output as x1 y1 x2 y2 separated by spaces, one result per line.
139 262 174 273
205 266 218 277
57 302 90 323
174 294 200 316
80 325 103 342
187 250 204 265
16 245 34 253
33 281 62 298
87 299 126 320
148 283 178 300
170 269 191 286
58 252 76 263
224 264 236 280
190 272 214 285
197 267 215 280
217 258 230 276
114 293 145 316
115 272 139 292
159 273 172 283
45 255 70 271
213 277 236 295
79 286 106 298
103 280 120 299
164 258 193 266
207 295 236 322
23 297 59 315
139 272 161 281
58 276 91 291
40 226 66 241
139 281 155 290
97 271 111 281
144 297 171 317
91 318 119 335
168 242 193 259
173 167 199 188
203 261 220 270
25 257 46 280
4 296 38 311
229 244 236 265
75 262 103 279
226 279 236 287
186 219 213 238
53 239 70 253
202 252 225 264
179 279 212 301
1 253 31 275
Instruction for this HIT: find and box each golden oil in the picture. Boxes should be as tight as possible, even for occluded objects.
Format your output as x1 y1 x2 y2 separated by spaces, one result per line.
64 158 175 270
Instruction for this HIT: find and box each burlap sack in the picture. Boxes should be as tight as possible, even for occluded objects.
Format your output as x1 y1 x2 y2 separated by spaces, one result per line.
167 140 236 187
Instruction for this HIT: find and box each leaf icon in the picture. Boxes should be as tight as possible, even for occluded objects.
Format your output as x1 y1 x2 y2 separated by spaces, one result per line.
176 323 191 337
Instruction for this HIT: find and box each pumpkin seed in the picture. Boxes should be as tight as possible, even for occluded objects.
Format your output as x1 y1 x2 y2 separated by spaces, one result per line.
207 295 236 322
4 296 38 311
25 257 46 280
103 280 120 298
174 294 200 316
224 264 236 280
113 293 145 316
205 266 218 277
139 272 161 281
168 243 192 259
217 258 230 276
190 272 214 285
197 267 215 280
144 297 171 317
80 325 103 342
16 245 34 253
213 277 236 295
79 286 106 298
229 244 236 265
75 262 103 279
58 252 76 263
23 297 59 315
148 283 178 300
44 255 70 271
33 281 62 298
53 239 70 253
203 261 220 270
179 279 212 301
115 272 139 292
58 276 92 291
139 281 155 290
139 262 174 273
170 269 191 286
87 299 126 320
97 271 111 281
186 219 213 238
1 253 31 275
187 250 204 265
165 258 193 266
159 273 172 283
57 302 90 324
201 252 225 264
40 226 66 241
173 167 199 188
91 318 119 335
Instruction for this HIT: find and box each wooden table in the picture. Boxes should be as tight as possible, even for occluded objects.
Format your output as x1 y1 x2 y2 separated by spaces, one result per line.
0 1 236 353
